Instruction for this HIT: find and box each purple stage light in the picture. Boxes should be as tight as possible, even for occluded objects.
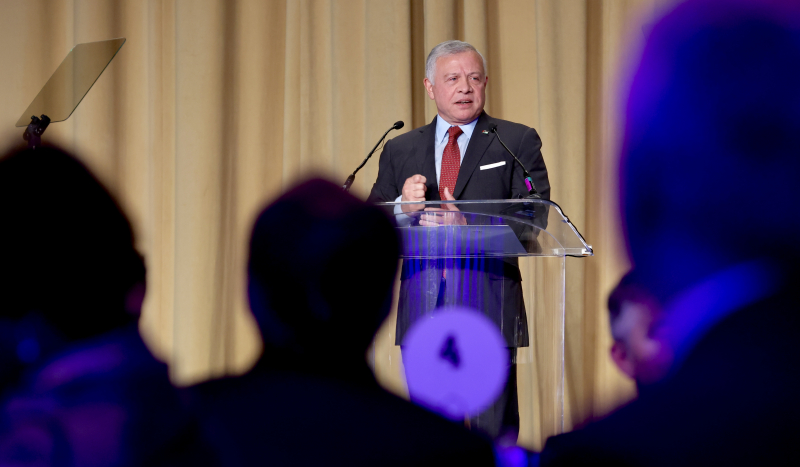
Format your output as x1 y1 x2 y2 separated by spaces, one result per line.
403 306 508 420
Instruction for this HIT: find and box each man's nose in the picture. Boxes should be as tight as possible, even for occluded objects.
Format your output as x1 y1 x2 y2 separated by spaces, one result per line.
458 78 473 93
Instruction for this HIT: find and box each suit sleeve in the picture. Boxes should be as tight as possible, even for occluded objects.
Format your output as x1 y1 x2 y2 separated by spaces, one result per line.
367 139 400 204
514 126 550 200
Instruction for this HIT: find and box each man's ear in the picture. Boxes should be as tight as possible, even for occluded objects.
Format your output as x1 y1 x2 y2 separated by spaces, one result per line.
423 78 435 100
610 341 636 380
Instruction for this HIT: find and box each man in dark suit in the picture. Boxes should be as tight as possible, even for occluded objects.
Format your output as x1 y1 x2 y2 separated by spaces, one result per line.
368 40 550 439
540 1 800 465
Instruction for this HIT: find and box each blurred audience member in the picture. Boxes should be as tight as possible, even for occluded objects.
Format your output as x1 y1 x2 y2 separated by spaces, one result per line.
0 146 205 466
541 0 800 465
606 271 665 388
192 178 496 467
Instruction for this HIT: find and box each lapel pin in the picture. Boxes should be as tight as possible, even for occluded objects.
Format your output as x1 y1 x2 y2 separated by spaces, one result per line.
482 130 489 134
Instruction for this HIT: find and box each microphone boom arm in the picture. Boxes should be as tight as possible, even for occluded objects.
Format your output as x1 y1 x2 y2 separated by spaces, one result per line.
343 121 403 192
490 124 540 199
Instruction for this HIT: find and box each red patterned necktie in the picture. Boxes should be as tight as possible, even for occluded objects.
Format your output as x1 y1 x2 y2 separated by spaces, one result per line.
439 126 463 200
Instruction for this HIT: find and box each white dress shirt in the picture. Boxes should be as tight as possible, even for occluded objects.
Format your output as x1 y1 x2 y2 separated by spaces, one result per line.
393 116 479 214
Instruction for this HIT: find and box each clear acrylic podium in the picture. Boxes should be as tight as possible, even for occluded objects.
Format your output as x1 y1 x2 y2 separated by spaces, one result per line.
369 199 592 450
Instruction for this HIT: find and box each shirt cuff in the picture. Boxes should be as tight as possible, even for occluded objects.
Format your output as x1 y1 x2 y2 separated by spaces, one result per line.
393 195 414 226
393 195 403 215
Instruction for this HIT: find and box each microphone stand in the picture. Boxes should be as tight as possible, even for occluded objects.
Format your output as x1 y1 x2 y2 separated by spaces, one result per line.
343 121 404 192
490 124 540 199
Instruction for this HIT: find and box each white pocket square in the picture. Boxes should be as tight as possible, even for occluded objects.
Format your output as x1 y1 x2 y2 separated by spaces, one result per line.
480 161 506 170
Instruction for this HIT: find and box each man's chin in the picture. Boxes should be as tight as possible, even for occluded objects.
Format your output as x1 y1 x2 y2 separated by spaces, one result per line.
446 109 482 125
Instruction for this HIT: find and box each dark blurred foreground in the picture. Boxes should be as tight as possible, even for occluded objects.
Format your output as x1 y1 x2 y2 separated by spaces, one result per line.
0 148 497 466
0 147 207 465
541 0 800 465
190 178 497 466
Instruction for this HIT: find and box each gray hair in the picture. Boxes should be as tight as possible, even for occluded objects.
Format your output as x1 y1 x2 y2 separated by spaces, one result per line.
425 40 487 84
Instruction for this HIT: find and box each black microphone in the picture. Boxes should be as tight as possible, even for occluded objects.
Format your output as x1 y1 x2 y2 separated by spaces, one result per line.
488 123 540 199
343 121 404 192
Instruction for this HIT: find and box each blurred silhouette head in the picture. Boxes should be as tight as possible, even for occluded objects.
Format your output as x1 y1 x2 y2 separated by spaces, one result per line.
247 178 400 369
607 271 665 386
0 146 144 339
621 0 800 303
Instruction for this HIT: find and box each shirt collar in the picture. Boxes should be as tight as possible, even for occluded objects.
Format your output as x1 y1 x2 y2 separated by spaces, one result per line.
435 115 479 144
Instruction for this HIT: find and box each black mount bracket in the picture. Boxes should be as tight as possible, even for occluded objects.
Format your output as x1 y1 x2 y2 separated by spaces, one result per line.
23 115 51 150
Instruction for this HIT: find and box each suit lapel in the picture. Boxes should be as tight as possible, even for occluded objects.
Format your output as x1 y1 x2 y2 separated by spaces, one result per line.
454 112 493 199
419 116 439 201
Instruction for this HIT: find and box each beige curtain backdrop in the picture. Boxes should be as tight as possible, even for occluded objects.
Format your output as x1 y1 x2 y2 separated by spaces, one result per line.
0 0 678 448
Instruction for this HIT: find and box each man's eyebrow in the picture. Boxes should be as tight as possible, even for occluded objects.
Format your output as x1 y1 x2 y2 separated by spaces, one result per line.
443 71 483 77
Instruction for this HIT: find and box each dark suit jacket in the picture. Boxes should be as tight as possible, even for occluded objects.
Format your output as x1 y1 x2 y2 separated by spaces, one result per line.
540 270 800 467
368 112 550 347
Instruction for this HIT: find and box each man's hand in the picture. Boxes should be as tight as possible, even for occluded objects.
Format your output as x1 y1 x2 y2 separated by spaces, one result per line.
420 187 467 226
401 174 427 213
